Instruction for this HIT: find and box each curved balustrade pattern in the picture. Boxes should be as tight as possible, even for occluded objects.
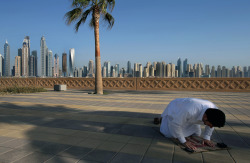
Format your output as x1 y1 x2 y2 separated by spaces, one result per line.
0 77 249 92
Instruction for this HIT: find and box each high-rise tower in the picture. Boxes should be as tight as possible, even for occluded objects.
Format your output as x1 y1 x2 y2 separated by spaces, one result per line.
30 50 38 76
4 40 10 77
69 48 75 77
88 60 94 75
0 54 3 77
127 61 132 74
183 58 188 77
54 54 59 77
22 39 29 76
47 50 53 77
15 56 21 77
40 36 47 77
62 52 67 77
177 58 182 77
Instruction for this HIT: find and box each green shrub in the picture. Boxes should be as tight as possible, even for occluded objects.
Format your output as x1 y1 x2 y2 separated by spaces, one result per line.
0 86 47 94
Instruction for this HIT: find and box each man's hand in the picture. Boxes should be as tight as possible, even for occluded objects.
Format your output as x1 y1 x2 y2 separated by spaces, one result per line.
202 139 215 147
183 141 196 150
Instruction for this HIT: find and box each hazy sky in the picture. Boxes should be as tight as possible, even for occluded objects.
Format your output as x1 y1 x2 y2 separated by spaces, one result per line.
0 0 249 72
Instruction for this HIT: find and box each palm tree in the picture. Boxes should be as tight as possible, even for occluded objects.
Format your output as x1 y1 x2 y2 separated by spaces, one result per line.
65 0 115 94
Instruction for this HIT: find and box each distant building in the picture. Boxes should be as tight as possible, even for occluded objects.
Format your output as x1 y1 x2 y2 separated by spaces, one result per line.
40 36 47 77
217 65 222 77
22 39 29 77
0 54 2 77
183 58 188 77
31 50 38 76
4 40 10 77
205 65 210 76
62 53 67 77
177 58 182 77
127 61 132 75
88 60 94 76
15 56 21 77
29 55 34 76
104 61 110 77
54 54 59 77
83 66 88 77
47 50 53 77
69 48 75 77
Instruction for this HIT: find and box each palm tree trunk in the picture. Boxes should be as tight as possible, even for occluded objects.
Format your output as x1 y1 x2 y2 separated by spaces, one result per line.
94 12 103 95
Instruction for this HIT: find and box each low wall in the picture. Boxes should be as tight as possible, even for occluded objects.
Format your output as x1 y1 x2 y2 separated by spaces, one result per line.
0 77 250 92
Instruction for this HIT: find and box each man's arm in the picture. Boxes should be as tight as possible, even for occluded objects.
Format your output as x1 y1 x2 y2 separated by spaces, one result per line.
203 126 214 141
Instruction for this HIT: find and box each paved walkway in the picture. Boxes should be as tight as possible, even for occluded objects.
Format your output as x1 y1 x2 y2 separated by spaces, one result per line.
0 90 249 163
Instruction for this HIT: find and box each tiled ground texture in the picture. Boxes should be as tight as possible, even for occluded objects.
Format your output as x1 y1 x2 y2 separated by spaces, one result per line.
0 89 249 163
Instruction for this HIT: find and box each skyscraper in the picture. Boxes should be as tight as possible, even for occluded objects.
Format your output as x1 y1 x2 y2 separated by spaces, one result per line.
139 64 143 77
222 66 227 77
162 61 166 77
156 62 162 77
114 64 119 77
0 54 3 77
18 48 22 75
30 50 38 76
171 63 175 77
54 54 59 77
47 50 53 77
88 60 94 75
217 65 222 77
4 40 10 77
40 36 47 77
25 36 30 56
83 66 88 77
177 58 182 77
15 56 21 77
127 61 132 74
211 66 216 77
205 65 210 76
22 39 29 77
102 66 106 77
103 61 110 77
62 52 67 77
69 48 75 77
183 58 188 77
134 63 139 77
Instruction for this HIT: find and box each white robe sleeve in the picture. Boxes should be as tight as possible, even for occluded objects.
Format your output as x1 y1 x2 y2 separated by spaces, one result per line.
203 126 214 140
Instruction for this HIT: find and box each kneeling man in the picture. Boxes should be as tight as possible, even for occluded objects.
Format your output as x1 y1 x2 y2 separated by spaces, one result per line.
160 98 225 150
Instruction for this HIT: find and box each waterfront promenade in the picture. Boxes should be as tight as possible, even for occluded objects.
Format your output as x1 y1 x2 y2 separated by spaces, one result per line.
0 90 249 162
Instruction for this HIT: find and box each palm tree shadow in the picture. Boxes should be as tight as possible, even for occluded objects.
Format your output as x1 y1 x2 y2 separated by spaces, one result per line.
0 102 164 162
1 102 249 162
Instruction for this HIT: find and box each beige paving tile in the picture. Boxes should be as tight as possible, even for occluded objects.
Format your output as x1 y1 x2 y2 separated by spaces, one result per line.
120 143 149 155
97 141 125 152
107 134 131 143
77 138 104 148
128 136 152 145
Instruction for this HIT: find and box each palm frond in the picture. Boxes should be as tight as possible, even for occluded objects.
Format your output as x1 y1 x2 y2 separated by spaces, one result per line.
75 9 92 32
103 12 114 29
107 0 115 11
72 0 91 8
65 8 83 25
89 17 95 28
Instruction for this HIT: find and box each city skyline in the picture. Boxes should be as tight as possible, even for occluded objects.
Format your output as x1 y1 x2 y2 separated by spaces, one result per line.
1 34 249 78
0 0 250 70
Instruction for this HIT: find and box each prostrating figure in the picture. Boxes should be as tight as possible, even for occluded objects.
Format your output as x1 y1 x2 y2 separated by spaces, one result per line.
160 98 225 150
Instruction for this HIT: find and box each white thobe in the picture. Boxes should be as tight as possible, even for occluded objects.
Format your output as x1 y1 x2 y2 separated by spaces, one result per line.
160 98 217 144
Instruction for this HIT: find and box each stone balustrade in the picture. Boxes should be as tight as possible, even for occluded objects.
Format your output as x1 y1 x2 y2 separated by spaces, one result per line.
0 77 249 92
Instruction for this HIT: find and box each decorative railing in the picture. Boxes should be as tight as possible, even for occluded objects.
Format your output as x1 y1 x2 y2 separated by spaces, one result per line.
0 77 249 92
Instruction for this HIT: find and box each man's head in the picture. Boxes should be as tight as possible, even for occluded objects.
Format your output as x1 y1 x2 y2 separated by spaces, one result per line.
203 108 226 128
